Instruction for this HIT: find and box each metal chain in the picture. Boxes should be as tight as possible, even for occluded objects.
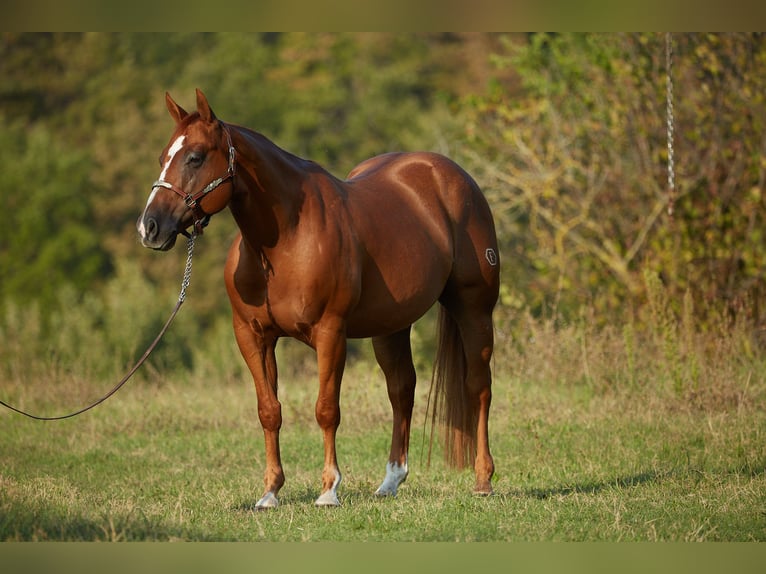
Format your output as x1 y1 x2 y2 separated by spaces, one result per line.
665 32 676 217
178 232 196 303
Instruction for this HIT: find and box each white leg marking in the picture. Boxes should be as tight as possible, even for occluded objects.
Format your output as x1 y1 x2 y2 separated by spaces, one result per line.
375 460 408 497
314 469 342 507
254 491 279 510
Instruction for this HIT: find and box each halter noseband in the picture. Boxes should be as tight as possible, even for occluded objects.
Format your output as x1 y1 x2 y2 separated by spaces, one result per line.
151 122 236 236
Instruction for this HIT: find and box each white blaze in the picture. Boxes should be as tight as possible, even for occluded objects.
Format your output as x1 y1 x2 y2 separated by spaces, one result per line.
158 135 186 183
138 135 186 238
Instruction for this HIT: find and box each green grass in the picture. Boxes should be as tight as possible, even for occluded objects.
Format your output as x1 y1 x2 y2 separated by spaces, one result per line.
1 351 764 541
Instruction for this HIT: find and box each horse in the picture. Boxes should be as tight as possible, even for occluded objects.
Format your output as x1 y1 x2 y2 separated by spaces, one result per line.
137 89 500 508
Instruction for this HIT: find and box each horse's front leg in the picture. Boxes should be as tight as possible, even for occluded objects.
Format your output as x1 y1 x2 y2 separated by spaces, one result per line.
233 317 284 509
313 320 347 507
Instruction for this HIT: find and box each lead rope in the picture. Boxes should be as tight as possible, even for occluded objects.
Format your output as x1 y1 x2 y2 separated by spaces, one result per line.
0 233 196 421
666 32 676 217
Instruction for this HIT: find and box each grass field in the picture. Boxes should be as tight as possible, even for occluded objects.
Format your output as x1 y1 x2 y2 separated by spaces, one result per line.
1 317 765 542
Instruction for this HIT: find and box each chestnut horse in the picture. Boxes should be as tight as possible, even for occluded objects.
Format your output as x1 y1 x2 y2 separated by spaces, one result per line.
137 90 499 508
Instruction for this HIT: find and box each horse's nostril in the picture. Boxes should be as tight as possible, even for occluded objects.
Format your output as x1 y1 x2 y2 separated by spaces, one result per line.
146 217 158 240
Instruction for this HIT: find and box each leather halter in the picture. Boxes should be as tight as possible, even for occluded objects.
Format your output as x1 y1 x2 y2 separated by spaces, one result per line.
151 122 236 236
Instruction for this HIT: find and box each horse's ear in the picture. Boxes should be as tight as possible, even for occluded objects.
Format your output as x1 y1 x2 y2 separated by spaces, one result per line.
165 92 188 125
196 89 217 123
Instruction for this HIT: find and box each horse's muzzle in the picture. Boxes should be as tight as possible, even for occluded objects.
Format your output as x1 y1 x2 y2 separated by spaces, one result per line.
137 214 179 251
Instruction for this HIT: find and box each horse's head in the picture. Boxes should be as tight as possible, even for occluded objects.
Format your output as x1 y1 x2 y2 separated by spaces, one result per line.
137 89 236 250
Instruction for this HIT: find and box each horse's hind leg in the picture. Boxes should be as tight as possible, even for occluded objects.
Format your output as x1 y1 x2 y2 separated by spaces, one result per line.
445 191 499 495
372 327 417 496
447 293 496 495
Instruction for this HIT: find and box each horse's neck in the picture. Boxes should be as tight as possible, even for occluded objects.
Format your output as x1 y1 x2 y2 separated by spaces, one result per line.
228 126 310 249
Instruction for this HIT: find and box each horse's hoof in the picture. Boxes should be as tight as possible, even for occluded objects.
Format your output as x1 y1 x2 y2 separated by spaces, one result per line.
314 490 341 507
374 486 396 497
374 461 408 497
254 491 279 510
473 480 493 496
473 485 493 496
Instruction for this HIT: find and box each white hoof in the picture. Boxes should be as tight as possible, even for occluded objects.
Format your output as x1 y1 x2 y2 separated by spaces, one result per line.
374 461 408 497
254 491 279 510
315 468 342 506
314 490 341 507
374 485 396 497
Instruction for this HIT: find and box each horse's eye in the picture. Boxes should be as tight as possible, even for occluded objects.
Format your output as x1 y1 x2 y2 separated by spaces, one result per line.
187 152 205 167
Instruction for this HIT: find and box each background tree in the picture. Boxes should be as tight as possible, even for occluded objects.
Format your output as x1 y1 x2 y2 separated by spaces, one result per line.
2 32 765 377
459 33 766 328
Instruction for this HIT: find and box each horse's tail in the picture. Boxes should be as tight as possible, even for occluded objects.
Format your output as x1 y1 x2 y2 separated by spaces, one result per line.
427 305 477 469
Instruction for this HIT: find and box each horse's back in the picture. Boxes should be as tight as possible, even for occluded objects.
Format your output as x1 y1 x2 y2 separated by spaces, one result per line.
347 151 497 265
345 151 489 258
347 151 493 227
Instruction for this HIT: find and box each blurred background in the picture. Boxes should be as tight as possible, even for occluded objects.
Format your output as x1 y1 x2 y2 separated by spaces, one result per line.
1 32 765 389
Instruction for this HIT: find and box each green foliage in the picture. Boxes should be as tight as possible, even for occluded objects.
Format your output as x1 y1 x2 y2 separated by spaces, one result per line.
2 32 766 407
461 33 766 326
0 253 218 389
0 119 111 310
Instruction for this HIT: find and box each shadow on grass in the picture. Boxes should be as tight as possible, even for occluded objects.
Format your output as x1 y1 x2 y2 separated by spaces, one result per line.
518 460 766 501
0 503 187 541
232 482 387 512
523 469 671 500
227 461 766 513
232 487 324 512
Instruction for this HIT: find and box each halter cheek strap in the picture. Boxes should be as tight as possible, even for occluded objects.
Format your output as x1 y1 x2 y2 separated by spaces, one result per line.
151 123 236 236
